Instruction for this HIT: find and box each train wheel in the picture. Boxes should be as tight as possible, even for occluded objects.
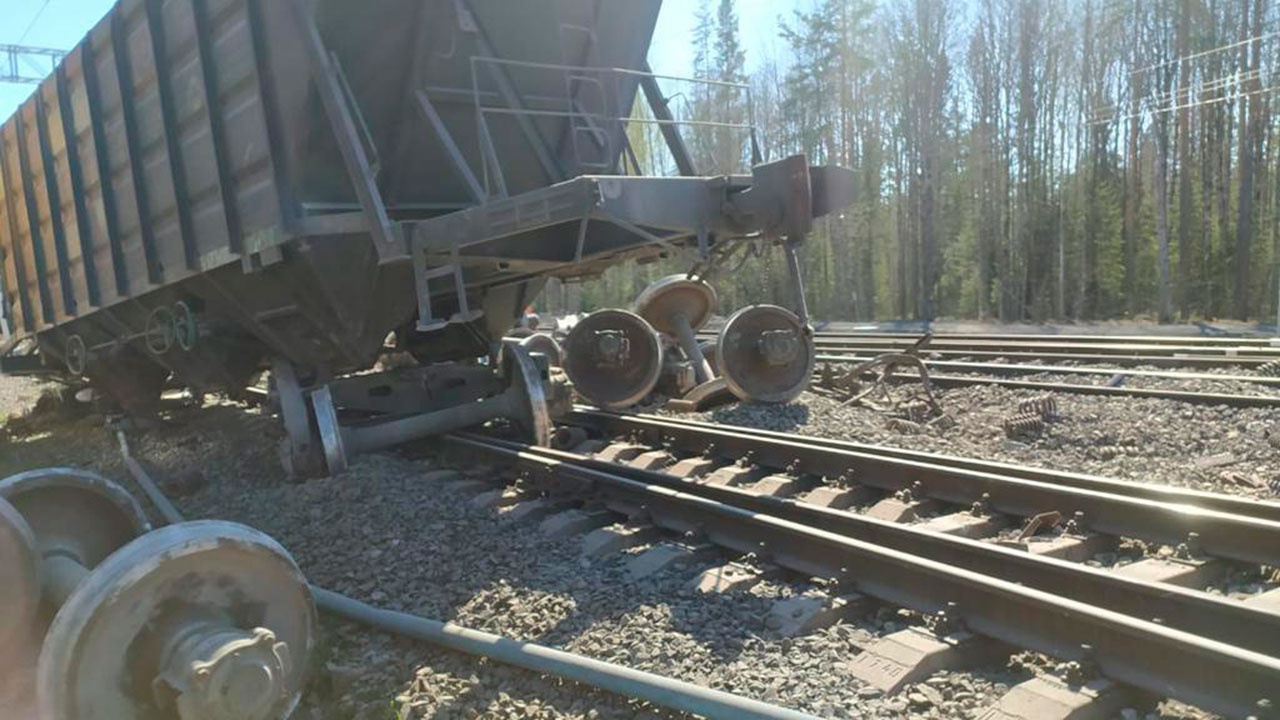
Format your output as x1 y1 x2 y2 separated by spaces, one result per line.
634 275 718 336
0 497 40 650
0 468 151 587
500 342 552 446
38 520 315 720
635 275 717 384
563 309 662 410
272 359 323 479
718 304 814 404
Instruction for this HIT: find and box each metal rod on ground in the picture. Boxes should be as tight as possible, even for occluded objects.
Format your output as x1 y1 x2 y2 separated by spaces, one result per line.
114 431 816 720
310 588 818 720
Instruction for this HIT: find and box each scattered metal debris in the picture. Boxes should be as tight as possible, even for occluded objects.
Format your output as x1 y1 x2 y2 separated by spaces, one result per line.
1017 511 1064 541
1257 359 1280 377
885 417 922 434
1002 413 1046 438
1018 395 1059 419
897 400 932 423
813 335 949 422
928 413 958 432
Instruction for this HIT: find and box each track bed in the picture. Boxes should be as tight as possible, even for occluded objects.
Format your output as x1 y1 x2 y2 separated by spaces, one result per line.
1 373 1277 718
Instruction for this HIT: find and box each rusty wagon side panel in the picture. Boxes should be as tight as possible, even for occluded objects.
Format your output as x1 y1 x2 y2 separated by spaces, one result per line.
0 0 665 408
1 0 288 342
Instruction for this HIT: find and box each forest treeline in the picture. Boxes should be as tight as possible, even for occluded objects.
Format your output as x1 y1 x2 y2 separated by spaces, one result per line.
552 0 1280 324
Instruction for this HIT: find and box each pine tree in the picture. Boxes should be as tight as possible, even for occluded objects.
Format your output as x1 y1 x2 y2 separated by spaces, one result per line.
563 0 1280 325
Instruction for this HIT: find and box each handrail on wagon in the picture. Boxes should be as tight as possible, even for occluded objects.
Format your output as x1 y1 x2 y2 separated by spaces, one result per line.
0 243 9 344
471 56 755 92
477 107 756 131
466 56 762 198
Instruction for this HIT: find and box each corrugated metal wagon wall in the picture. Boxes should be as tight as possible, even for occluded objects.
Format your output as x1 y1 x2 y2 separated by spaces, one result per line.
0 0 664 409
1 0 289 338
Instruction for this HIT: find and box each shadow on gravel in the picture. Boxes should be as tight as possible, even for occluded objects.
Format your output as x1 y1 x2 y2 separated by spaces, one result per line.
0 415 124 480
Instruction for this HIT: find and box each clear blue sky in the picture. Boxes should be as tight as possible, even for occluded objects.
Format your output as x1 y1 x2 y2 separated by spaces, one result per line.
0 0 800 123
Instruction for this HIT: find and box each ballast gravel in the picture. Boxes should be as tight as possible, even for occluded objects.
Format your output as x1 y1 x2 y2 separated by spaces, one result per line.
0 372 1255 718
678 379 1280 500
922 360 1280 397
0 374 42 416
1 378 1021 718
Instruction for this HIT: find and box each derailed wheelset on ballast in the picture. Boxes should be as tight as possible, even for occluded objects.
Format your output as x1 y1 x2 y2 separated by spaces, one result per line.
635 274 719 388
562 309 664 410
717 304 814 404
273 342 564 478
0 468 314 720
562 275 816 410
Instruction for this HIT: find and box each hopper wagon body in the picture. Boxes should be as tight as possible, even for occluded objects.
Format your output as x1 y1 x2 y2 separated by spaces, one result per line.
0 0 852 411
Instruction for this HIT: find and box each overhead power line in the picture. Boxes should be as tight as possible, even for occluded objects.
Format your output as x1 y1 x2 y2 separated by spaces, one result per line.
17 0 55 45
1084 21 1280 126
1089 80 1280 125
1129 30 1280 77
1087 68 1264 121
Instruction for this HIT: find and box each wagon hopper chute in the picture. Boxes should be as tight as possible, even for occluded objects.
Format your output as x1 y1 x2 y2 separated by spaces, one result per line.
0 0 855 473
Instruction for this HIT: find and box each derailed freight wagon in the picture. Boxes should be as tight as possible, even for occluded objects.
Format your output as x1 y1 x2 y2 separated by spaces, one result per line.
0 0 852 473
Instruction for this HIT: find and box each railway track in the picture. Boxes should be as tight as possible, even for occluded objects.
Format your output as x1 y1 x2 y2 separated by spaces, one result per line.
558 409 1280 565
579 410 1280 524
700 331 1280 370
798 330 1280 347
10 361 1279 717
807 334 1280 358
817 354 1280 387
115 439 815 720
813 356 1280 408
814 345 1279 370
432 409 1280 718
894 371 1280 407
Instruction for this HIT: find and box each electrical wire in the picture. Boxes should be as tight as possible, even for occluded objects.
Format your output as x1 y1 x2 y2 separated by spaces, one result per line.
16 0 54 45
1087 68 1264 121
1089 80 1280 125
1129 29 1280 77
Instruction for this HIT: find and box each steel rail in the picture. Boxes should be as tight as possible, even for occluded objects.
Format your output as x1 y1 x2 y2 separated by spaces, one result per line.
443 434 1280 718
458 432 1280 655
699 332 1278 368
810 346 1273 369
814 362 1280 407
816 353 1280 387
595 409 1280 524
908 372 1280 407
117 433 816 720
809 332 1280 346
563 410 1280 567
804 335 1280 357
697 329 1280 355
